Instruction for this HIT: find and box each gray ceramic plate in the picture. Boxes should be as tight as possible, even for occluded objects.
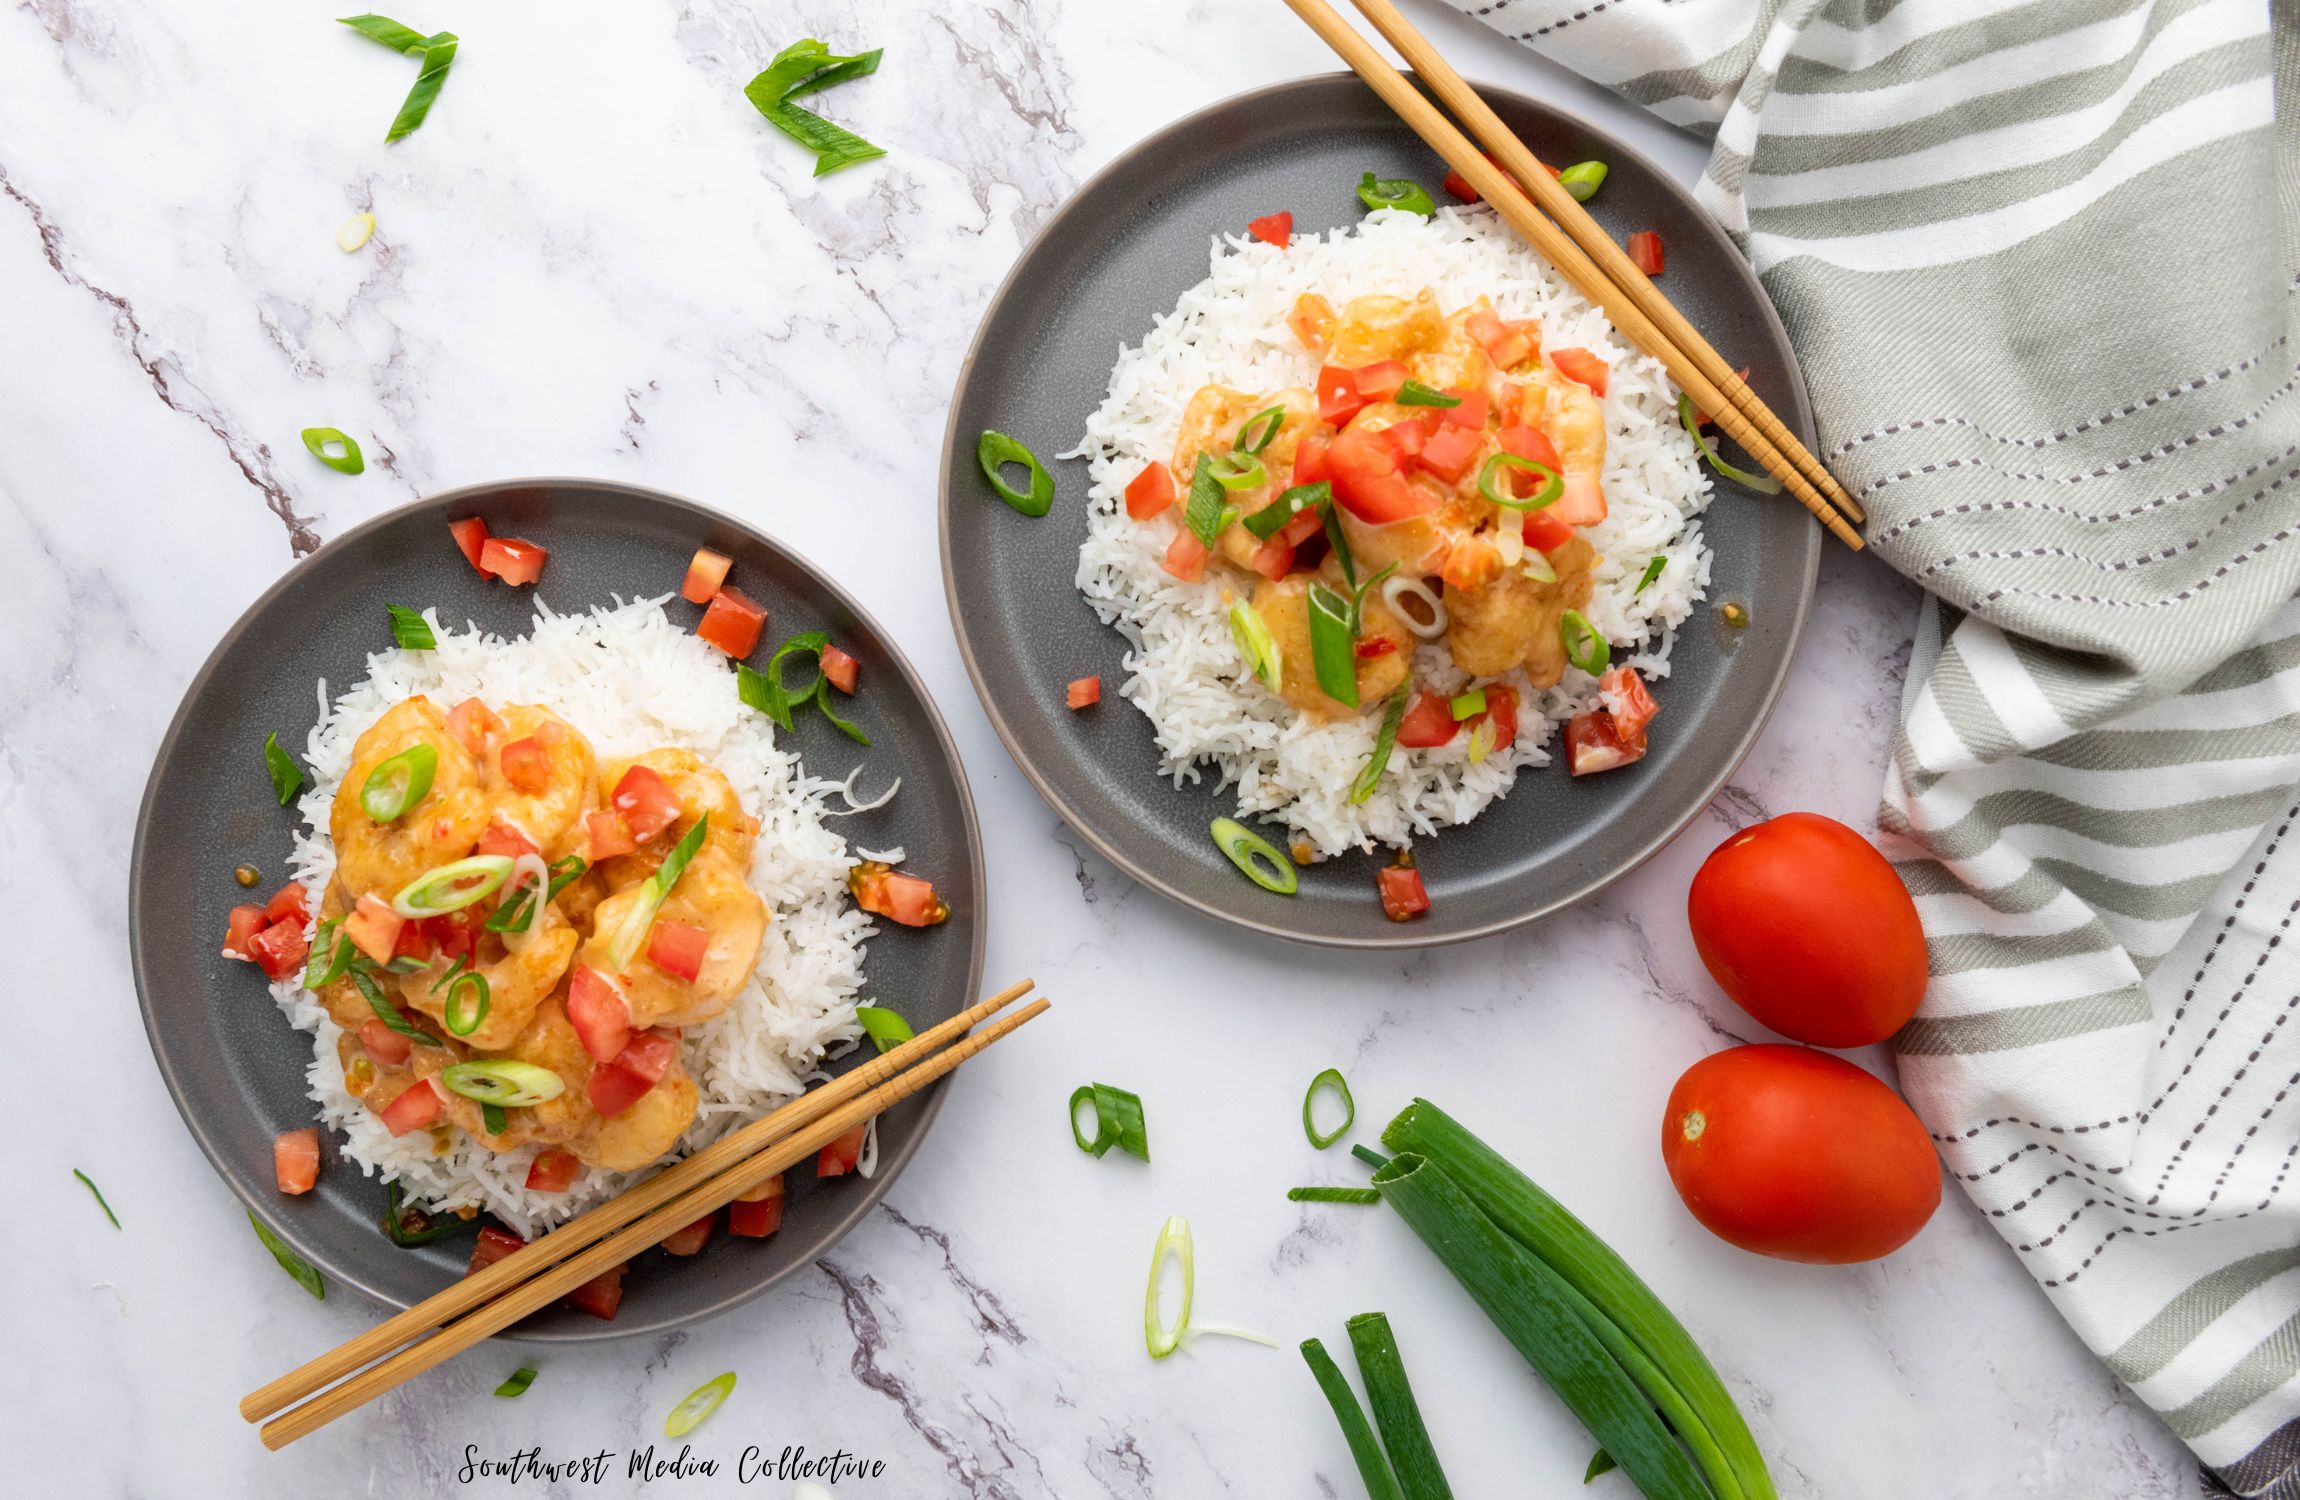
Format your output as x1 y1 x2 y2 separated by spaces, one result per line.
131 479 985 1340
940 74 1817 947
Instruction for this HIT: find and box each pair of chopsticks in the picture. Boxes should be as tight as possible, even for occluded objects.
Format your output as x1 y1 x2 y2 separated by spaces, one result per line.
240 979 1048 1449
1281 0 1865 551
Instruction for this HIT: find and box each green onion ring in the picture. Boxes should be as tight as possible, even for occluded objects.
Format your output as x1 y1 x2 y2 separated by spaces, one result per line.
1677 393 1784 494
1351 682 1412 805
1478 452 1563 511
350 968 444 1046
1235 404 1287 456
976 430 1055 517
1395 379 1461 408
1229 601 1283 692
855 1005 915 1054
1307 583 1359 709
360 743 438 823
1210 816 1299 895
301 427 365 474
1182 453 1229 548
391 854 514 918
494 1366 538 1398
738 630 829 732
1356 171 1436 217
1467 714 1499 765
487 853 586 933
443 971 491 1038
1304 1067 1356 1149
1560 609 1610 676
1558 160 1609 202
1287 1186 1382 1204
1207 451 1267 491
1144 1215 1195 1360
665 1372 737 1437
1069 1083 1151 1162
440 1060 565 1108
302 919 349 990
1450 688 1487 721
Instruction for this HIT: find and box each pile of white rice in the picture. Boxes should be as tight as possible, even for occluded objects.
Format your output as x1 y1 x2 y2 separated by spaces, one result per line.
1070 208 1714 856
272 597 889 1238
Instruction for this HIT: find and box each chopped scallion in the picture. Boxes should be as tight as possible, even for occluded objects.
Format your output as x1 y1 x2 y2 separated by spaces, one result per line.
1522 550 1559 585
604 817 707 972
976 430 1055 517
350 968 444 1047
1206 451 1267 492
1235 404 1287 456
1478 452 1561 511
1304 1067 1355 1149
440 1060 565 1107
744 38 885 177
385 603 436 650
1210 816 1298 895
1229 601 1283 692
1677 393 1783 494
263 731 306 806
1351 682 1412 804
739 630 825 731
336 211 377 253
1449 688 1486 721
1559 610 1609 677
359 743 437 822
1394 380 1461 408
1244 480 1329 542
664 1371 737 1437
381 1178 469 1246
301 427 364 475
1183 454 1228 547
1357 172 1435 217
1288 1186 1381 1204
1070 1083 1151 1162
1307 583 1359 708
1558 160 1609 202
442 970 490 1037
480 1101 508 1136
390 853 512 917
494 1366 538 1398
811 675 870 745
249 1210 325 1299
74 1169 121 1229
855 1005 914 1053
1635 556 1667 594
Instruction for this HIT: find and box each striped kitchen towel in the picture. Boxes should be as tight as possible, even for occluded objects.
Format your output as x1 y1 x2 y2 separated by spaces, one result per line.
1440 0 2300 1490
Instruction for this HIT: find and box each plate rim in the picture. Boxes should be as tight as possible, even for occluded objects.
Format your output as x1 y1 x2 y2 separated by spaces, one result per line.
936 71 1819 950
129 475 989 1341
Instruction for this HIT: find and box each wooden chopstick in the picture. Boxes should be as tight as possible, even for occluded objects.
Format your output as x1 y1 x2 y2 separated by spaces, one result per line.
241 978 1038 1431
1277 0 1866 551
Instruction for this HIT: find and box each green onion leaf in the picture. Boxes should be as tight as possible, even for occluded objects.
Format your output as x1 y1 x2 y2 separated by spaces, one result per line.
74 1169 121 1229
1235 405 1287 456
1478 452 1562 511
604 816 708 972
1559 610 1609 676
1394 380 1461 408
486 854 586 934
1229 601 1284 692
1210 816 1299 896
1352 1143 1392 1170
738 630 828 732
1678 392 1783 494
441 1060 565 1107
301 426 365 475
1585 1451 1618 1483
360 743 438 823
263 732 306 806
855 1005 914 1053
1206 450 1267 492
1635 555 1667 594
1351 682 1412 805
1183 454 1229 548
665 1371 738 1437
338 14 432 51
1244 480 1329 542
303 922 351 990
743 38 885 177
1324 502 1361 590
480 1101 508 1136
350 968 445 1046
1288 1186 1382 1204
385 604 436 650
337 16 458 143
1305 1067 1356 1149
494 1366 538 1398
1522 549 1559 585
1301 1338 1407 1500
976 430 1055 517
1450 688 1487 721
390 853 511 917
1357 172 1436 218
1069 1083 1151 1162
1307 583 1359 708
1347 1312 1456 1500
1558 160 1609 202
249 1210 325 1299
381 1178 470 1246
811 674 870 745
442 970 490 1037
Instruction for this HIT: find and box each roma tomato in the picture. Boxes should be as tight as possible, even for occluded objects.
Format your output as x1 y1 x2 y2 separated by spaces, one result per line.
1661 1045 1939 1264
1687 812 1926 1047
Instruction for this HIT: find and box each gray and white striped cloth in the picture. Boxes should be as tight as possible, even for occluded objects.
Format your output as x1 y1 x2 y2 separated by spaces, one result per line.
1443 0 2300 1489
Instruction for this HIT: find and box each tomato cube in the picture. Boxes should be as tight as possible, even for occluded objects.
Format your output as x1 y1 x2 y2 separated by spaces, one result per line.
1125 462 1176 521
611 765 684 843
499 735 550 794
1378 865 1431 922
1395 690 1460 748
447 516 490 575
1599 666 1660 746
660 1211 717 1256
681 547 733 604
851 867 950 927
343 893 406 966
1287 293 1334 352
477 536 548 586
360 1018 414 1066
379 1078 443 1136
1472 684 1520 752
1442 167 1478 203
696 586 767 659
816 1122 867 1178
728 1188 786 1239
223 904 268 960
525 1149 582 1194
1250 535 1296 580
1353 361 1409 401
1247 211 1292 248
274 1128 321 1195
1549 348 1610 398
1163 528 1209 583
565 1263 625 1320
1627 230 1665 277
1441 389 1489 429
1066 676 1101 710
1292 434 1330 487
1316 366 1368 426
585 810 638 861
567 966 632 1061
262 882 309 926
447 697 505 755
476 821 541 862
820 644 860 695
587 1030 678 1118
466 1224 526 1276
647 921 710 983
1565 710 1645 775
1415 424 1484 483
1522 508 1576 554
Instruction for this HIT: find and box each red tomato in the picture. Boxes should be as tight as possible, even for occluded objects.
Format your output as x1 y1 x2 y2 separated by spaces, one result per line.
1550 348 1610 398
1353 361 1409 401
1441 388 1489 428
360 1018 414 1066
1162 528 1209 583
222 904 268 960
612 764 684 843
476 821 541 862
820 644 860 694
1471 684 1519 751
1552 472 1608 527
681 547 732 604
1276 506 1324 547
478 536 548 586
262 882 309 926
1627 229 1665 277
1564 711 1643 775
447 697 505 755
1355 637 1397 660
1498 423 1563 473
1125 462 1176 520
1377 865 1431 922
467 1223 526 1276
1467 306 1537 369
448 517 491 574
585 810 638 861
816 1122 867 1178
1066 676 1101 710
1662 1045 1939 1264
1247 211 1292 248
499 735 550 794
1384 415 1430 460
588 1030 678 1117
1250 535 1296 580
525 1149 581 1193
1439 538 1501 592
1415 424 1483 483
647 920 709 983
1316 366 1368 426
1687 813 1927 1047
696 585 768 659
565 1263 626 1320
567 966 633 1061
853 869 950 927
1326 424 1436 525
343 893 405 966
1395 689 1459 748
661 1211 718 1256
728 1174 786 1238
274 1129 320 1194
1597 666 1659 746
422 908 482 962
388 917 434 967
1441 167 1478 203
1521 508 1576 554
379 1078 443 1136
1292 434 1330 486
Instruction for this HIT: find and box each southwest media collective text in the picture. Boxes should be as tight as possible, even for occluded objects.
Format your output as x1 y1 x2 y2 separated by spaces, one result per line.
457 1443 888 1485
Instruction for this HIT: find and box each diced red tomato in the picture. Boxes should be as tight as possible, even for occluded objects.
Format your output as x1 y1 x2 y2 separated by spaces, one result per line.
612 764 685 843
1550 348 1610 398
499 735 550 795
820 644 860 695
343 893 406 966
1565 710 1646 775
223 904 268 960
1396 690 1460 748
360 1018 414 1066
389 917 435 967
586 1063 653 1119
1442 167 1478 203
1066 676 1101 710
1354 361 1409 401
274 1129 321 1194
1598 666 1660 746
476 821 541 862
728 1174 786 1238
1522 507 1577 554
478 536 548 587
1276 506 1324 548
647 921 709 984
1627 230 1665 277
1498 423 1563 473
1125 462 1176 521
816 1122 868 1178
1384 414 1430 460
696 585 768 659
1466 307 1538 369
262 882 309 926
525 1149 582 1194
422 908 482 963
1326 423 1437 525
681 547 733 604
1440 538 1502 592
1163 528 1209 583
1378 864 1432 922
568 966 633 1061
1250 535 1296 580
1553 472 1608 528
1355 637 1397 660
1470 684 1520 752
1317 365 1368 426
1441 389 1489 429
851 866 950 928
1292 434 1330 487
447 697 505 755
660 1211 718 1256
1287 293 1335 351
379 1078 443 1136
585 810 638 861
1415 424 1484 483
1247 211 1292 248
448 517 491 575
467 1223 526 1276
565 1263 627 1321
588 1029 678 1118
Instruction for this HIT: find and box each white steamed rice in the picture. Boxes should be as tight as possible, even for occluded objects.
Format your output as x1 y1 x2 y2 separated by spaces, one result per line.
1070 208 1714 857
272 596 886 1238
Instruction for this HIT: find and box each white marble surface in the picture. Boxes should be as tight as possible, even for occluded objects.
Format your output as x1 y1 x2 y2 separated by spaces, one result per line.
0 1 2200 1495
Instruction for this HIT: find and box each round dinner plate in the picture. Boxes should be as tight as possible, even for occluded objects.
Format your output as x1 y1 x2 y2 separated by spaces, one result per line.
130 479 985 1340
940 74 1818 947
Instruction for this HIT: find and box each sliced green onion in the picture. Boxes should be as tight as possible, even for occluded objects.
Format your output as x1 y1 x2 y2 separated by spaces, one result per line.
1478 452 1562 511
1585 1450 1618 1482
1145 1215 1194 1359
301 427 364 474
303 921 351 990
263 731 306 806
480 1101 508 1136
249 1210 325 1299
1229 601 1283 692
1289 1186 1381 1204
442 971 491 1037
487 854 586 933
336 211 377 252
1678 393 1783 494
382 955 429 974
1244 480 1329 541
738 630 828 732
381 1179 470 1246
1351 682 1412 805
441 1060 565 1107
1305 1067 1356 1149
385 604 436 650
1394 380 1461 408
1207 451 1267 492
604 816 708 972
1357 172 1435 217
390 853 512 918
1559 610 1609 676
360 743 438 823
811 675 870 745
1301 1338 1406 1500
1235 404 1286 456
744 38 885 177
428 955 467 993
664 1371 737 1438
386 33 458 143
1070 1083 1151 1162
1183 453 1228 548
494 1366 538 1398
1467 715 1498 766
338 14 432 50
1347 1312 1455 1500
350 968 444 1046
1352 1143 1392 1170
1558 160 1609 202
1307 583 1359 708
1449 688 1487 721
855 1005 914 1053
1522 550 1559 585
74 1169 121 1229
976 430 1055 517
1210 816 1298 895
1635 555 1667 594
